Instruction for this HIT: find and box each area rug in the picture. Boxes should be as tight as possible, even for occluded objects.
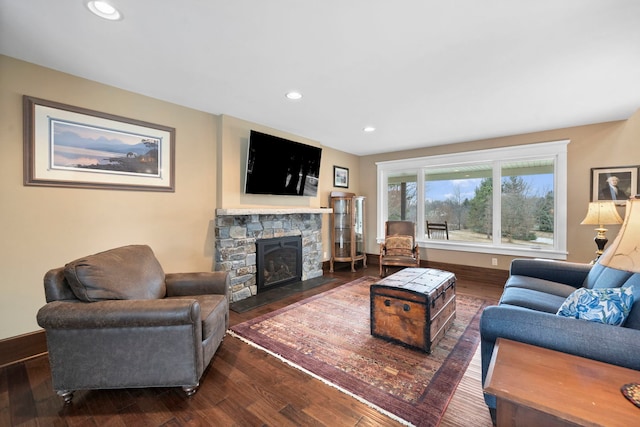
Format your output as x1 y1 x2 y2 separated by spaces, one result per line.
229 276 491 427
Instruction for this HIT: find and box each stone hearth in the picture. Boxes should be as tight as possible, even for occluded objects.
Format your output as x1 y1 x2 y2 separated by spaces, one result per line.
214 208 331 302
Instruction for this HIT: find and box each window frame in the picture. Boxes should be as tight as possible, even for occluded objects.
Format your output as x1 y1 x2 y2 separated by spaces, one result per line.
376 140 569 259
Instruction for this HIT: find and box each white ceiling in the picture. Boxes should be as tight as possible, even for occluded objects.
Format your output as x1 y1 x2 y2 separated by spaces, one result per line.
1 1 639 155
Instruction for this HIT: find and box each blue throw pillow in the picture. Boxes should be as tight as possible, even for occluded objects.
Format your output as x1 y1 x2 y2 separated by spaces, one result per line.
557 286 634 326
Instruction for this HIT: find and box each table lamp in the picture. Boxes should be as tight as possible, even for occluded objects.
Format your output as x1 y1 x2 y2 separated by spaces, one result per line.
580 201 623 262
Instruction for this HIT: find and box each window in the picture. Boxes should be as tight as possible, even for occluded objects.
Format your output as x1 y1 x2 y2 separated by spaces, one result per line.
500 160 555 249
424 164 493 243
377 141 568 259
387 171 417 222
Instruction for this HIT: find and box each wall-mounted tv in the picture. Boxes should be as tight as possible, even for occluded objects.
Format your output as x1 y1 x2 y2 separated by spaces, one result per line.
245 130 322 197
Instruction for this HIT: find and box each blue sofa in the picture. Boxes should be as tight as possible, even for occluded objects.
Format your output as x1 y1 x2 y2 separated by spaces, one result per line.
480 257 640 420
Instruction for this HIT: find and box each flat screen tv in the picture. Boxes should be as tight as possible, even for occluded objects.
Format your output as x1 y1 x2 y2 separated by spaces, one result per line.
245 130 322 197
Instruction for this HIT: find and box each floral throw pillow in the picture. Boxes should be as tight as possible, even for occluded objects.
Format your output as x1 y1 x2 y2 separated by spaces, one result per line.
557 286 634 326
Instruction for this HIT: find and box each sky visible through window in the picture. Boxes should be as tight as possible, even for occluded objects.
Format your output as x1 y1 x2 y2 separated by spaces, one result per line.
425 174 553 202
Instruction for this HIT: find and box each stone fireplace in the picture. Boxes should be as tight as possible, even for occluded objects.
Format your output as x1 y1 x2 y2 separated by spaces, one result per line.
214 208 331 302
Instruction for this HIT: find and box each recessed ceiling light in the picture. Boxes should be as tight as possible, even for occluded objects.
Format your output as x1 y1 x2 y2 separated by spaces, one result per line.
285 91 303 100
363 126 376 133
86 1 123 21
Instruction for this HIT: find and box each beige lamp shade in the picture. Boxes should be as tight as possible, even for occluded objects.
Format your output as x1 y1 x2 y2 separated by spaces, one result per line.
580 201 623 226
598 198 640 272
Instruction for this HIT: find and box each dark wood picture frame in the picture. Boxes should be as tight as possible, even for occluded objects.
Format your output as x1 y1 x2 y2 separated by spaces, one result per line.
590 165 638 205
23 96 175 192
334 165 349 188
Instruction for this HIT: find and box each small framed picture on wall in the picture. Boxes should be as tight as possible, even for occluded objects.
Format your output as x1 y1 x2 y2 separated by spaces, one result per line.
334 166 349 188
591 166 639 205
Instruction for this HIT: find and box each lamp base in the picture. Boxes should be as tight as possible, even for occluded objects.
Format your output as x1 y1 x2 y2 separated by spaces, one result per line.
592 227 608 263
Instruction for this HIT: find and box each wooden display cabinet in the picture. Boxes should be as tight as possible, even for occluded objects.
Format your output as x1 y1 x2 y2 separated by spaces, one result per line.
329 191 366 272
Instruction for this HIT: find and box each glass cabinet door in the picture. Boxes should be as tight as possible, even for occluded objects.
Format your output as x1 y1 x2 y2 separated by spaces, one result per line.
332 197 351 258
330 192 366 272
354 196 365 256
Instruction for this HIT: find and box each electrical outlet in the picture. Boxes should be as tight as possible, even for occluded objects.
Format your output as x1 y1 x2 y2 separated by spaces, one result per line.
491 258 498 266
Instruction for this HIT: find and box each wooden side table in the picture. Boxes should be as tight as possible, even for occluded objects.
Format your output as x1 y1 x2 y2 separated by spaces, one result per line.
484 338 640 427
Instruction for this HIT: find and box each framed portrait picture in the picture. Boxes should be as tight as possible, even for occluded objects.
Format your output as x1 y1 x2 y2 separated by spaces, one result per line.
334 166 349 188
591 166 639 205
23 96 175 192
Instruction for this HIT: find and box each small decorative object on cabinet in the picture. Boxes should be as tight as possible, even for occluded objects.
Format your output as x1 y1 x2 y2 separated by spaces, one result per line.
330 191 366 272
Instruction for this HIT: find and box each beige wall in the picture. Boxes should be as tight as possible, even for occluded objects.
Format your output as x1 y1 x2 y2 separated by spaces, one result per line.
0 56 219 339
0 55 360 340
359 112 640 269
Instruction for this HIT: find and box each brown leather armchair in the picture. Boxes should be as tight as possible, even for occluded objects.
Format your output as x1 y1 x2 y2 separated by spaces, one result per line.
379 221 420 277
36 245 229 403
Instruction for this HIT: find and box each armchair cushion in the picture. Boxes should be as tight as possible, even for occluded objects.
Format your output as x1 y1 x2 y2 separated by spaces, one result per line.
168 294 228 338
384 235 415 257
557 286 635 326
63 245 166 302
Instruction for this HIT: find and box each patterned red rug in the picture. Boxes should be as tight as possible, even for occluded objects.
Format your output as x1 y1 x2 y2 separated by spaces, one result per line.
230 276 491 427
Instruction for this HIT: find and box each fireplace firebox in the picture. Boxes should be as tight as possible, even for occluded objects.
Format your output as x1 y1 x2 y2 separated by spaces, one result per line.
256 235 303 292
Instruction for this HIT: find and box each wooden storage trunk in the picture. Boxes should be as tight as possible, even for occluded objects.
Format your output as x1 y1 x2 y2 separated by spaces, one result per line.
370 268 456 353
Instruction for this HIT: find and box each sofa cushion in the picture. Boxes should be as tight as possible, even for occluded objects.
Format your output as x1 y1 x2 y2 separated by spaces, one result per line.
621 275 640 330
582 262 633 289
557 287 635 326
499 287 567 313
64 245 166 302
505 275 578 298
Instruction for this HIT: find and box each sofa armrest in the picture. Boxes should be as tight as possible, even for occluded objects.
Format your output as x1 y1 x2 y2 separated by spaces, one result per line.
481 305 640 373
509 258 591 288
480 304 640 410
37 299 200 329
165 272 229 297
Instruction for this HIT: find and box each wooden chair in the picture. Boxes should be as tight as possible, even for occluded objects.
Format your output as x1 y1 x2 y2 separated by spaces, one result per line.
426 221 449 239
379 221 420 277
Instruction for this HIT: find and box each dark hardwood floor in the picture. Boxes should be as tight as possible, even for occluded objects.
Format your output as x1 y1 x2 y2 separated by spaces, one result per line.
0 265 503 427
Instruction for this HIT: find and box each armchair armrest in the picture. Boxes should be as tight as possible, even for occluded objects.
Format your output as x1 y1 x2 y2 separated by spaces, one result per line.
509 258 591 288
165 271 229 297
37 299 200 329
